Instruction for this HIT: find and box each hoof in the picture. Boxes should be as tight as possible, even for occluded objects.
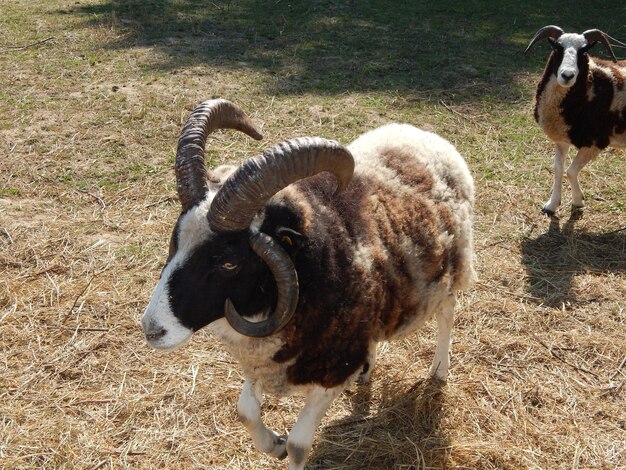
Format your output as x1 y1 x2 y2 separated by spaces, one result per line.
570 205 584 220
275 436 288 460
429 372 448 383
428 368 448 382
541 206 556 218
356 375 370 385
357 361 372 384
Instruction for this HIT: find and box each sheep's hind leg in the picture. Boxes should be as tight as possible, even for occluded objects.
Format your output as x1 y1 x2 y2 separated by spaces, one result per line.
542 143 569 216
237 380 287 459
429 295 455 381
286 385 341 470
566 147 600 211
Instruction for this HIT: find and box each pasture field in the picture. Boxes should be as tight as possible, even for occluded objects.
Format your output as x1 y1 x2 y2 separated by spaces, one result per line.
1 1 624 468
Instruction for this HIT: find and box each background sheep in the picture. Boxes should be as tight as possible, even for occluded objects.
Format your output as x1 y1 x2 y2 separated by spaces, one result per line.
141 99 474 470
525 25 626 216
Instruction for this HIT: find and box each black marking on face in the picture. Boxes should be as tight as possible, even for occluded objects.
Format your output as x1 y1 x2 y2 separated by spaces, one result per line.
550 38 564 55
166 229 277 332
166 217 182 266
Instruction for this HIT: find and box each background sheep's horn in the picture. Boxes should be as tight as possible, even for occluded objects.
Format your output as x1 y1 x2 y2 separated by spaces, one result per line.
224 232 298 337
207 137 354 232
583 29 618 62
176 99 263 212
524 25 564 54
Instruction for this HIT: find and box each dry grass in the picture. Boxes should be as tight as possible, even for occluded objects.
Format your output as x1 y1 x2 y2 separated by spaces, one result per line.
1 1 625 469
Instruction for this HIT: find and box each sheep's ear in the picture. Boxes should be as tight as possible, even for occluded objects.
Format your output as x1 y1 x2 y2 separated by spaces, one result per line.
275 227 306 249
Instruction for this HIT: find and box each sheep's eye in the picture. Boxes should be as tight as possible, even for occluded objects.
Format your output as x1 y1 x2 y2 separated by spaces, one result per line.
222 262 238 271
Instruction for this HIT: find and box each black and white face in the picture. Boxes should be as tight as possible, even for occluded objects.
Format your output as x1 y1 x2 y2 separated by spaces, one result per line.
141 199 276 350
552 33 589 88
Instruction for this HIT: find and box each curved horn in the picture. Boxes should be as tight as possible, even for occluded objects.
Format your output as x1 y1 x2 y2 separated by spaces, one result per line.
176 99 263 212
583 29 618 62
524 25 564 54
207 137 354 232
224 232 298 337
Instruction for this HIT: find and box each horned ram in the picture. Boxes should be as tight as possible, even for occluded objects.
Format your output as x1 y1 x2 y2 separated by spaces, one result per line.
141 99 475 470
525 25 626 216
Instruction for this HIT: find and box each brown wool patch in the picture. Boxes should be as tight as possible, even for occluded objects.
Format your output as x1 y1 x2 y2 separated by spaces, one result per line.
274 155 469 388
388 193 445 283
436 203 461 284
444 174 463 201
592 58 626 90
611 65 625 90
369 186 442 337
272 178 385 387
379 149 435 191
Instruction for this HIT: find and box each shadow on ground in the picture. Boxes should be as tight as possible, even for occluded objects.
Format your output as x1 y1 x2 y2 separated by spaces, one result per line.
308 377 448 469
64 0 626 98
521 214 626 307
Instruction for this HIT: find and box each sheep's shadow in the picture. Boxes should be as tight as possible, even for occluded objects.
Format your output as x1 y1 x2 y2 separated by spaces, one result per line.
520 213 626 307
307 376 448 469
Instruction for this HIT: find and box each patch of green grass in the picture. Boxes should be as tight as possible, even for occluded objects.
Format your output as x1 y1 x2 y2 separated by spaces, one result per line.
126 163 163 176
0 188 21 197
607 201 626 213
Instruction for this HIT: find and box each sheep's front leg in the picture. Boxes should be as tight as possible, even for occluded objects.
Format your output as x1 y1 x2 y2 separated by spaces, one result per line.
237 380 287 459
542 142 569 216
286 386 341 470
357 345 377 384
566 146 600 209
429 296 455 381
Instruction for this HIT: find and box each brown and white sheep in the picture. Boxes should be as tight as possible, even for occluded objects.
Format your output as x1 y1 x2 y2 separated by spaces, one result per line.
525 25 626 216
141 99 475 470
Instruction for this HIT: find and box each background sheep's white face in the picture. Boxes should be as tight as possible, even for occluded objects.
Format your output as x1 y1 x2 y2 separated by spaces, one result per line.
554 33 587 88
